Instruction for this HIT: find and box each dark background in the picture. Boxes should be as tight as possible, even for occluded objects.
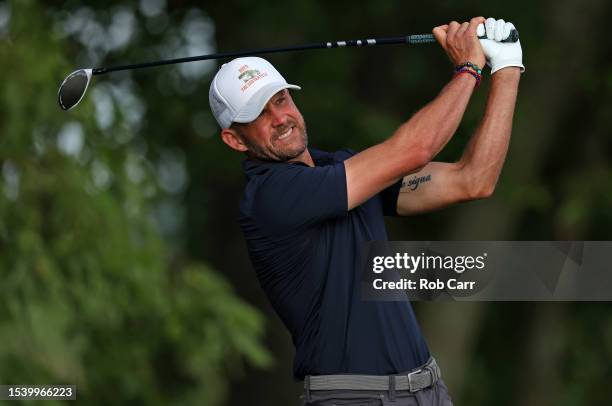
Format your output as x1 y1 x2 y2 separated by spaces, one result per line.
1 0 611 404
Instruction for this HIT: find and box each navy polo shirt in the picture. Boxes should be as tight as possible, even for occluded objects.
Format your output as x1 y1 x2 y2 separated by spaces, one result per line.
239 147 430 380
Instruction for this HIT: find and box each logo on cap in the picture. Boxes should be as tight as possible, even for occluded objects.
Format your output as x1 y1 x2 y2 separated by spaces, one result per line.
238 64 268 92
238 69 261 82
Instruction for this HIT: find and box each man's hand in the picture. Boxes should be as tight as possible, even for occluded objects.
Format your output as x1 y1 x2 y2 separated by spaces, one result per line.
433 17 486 69
477 18 525 74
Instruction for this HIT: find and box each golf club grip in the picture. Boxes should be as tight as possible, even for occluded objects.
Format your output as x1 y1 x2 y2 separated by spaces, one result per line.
407 29 519 44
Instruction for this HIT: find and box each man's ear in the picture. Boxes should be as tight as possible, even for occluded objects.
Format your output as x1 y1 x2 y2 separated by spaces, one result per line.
220 128 248 153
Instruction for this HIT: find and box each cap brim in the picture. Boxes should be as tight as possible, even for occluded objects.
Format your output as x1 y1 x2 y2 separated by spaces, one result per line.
233 82 301 124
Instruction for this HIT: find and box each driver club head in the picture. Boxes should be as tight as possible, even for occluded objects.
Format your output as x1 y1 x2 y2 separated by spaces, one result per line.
58 68 92 111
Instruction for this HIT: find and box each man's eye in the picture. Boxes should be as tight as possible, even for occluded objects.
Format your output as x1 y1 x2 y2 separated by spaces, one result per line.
276 97 286 104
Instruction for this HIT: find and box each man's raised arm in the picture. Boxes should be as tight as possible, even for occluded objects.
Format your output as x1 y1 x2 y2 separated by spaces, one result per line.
396 18 524 215
344 17 486 211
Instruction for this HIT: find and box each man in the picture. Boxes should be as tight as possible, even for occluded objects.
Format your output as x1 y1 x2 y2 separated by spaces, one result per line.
209 16 523 406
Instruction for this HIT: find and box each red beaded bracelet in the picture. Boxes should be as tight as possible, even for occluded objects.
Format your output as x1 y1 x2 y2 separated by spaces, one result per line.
454 67 482 88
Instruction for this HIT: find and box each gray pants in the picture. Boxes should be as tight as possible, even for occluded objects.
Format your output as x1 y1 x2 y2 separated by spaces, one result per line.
301 379 453 406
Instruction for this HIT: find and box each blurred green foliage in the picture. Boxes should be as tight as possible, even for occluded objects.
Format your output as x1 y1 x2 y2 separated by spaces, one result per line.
0 1 270 405
1 0 611 405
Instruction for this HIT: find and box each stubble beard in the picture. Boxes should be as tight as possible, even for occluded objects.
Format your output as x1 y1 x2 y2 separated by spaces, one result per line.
244 120 308 162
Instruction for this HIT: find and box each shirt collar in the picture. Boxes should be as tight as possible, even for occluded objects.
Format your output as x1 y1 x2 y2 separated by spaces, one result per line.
242 147 336 178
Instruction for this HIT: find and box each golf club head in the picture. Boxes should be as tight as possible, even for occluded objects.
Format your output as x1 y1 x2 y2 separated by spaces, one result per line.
58 68 92 111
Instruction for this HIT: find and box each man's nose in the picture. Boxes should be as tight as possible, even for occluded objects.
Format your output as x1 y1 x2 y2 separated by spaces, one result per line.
269 106 287 127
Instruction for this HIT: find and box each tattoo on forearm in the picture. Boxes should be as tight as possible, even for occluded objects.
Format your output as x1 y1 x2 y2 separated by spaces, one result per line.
401 174 431 192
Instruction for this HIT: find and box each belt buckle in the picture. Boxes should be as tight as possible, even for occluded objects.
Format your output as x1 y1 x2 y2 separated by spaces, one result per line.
407 369 421 392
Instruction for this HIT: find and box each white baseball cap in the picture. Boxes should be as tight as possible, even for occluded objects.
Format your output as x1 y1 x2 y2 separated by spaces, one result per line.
209 57 301 129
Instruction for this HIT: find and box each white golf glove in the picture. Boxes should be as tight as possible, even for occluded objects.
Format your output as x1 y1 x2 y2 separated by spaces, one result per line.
477 18 525 74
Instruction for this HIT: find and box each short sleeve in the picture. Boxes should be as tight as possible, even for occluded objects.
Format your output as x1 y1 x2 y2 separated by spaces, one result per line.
250 162 348 235
379 178 403 217
331 147 400 216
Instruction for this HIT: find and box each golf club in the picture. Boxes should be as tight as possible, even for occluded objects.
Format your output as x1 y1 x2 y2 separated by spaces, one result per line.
58 30 519 111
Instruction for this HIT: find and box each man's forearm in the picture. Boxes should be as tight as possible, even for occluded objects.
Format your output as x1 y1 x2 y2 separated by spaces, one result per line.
391 73 477 162
459 68 521 196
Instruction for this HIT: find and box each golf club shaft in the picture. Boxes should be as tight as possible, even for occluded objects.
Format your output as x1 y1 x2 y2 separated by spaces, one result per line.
92 35 436 75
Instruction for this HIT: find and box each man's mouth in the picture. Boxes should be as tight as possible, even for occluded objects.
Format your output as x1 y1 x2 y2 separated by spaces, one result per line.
277 126 294 140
